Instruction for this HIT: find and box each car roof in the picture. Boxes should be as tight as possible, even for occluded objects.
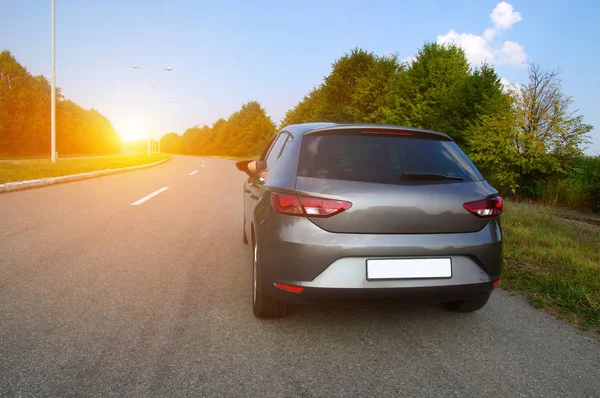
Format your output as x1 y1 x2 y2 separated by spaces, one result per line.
281 123 452 141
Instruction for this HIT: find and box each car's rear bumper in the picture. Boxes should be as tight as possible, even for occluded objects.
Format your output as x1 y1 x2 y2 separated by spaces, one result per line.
264 253 498 304
255 212 502 305
266 282 495 305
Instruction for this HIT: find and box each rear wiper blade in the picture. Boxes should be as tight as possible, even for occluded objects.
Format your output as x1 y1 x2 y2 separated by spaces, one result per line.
400 172 464 181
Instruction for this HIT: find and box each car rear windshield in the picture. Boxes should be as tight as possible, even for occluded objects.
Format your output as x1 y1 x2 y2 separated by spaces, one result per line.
297 133 484 184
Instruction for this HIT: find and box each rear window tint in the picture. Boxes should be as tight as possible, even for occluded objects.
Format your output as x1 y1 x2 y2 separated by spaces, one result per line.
298 133 483 184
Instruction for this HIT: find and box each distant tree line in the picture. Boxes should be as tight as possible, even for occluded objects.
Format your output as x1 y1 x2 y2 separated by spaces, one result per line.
166 43 597 212
0 50 121 157
160 101 276 158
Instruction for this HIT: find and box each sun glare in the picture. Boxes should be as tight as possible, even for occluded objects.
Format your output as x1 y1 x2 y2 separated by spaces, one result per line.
120 123 145 143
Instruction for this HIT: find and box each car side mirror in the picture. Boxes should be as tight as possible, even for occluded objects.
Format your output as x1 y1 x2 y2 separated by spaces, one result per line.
235 160 253 175
235 160 266 177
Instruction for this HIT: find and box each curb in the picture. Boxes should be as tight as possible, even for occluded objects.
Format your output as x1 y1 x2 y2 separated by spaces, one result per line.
0 157 171 194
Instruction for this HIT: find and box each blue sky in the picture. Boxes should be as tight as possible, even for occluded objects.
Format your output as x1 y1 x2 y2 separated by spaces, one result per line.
1 0 598 154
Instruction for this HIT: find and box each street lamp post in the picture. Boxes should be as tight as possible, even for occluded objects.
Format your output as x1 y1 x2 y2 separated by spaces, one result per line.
132 65 172 155
50 0 56 163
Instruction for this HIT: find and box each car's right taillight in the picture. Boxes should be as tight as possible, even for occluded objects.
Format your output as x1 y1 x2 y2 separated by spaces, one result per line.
463 196 503 218
272 193 352 218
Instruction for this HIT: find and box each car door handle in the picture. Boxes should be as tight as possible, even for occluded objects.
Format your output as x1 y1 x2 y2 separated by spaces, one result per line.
244 187 251 193
250 193 260 200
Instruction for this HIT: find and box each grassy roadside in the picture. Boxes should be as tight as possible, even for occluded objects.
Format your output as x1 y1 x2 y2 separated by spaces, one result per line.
502 201 600 330
0 154 171 184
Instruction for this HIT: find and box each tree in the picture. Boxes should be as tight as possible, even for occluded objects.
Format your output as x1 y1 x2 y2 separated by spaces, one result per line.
282 43 509 148
450 63 507 143
180 126 203 155
160 132 182 154
383 43 472 143
318 48 382 122
224 101 276 156
515 64 591 164
468 64 592 195
346 53 403 124
467 95 522 193
201 119 226 155
164 102 276 158
0 50 56 155
1 50 120 156
280 87 325 127
281 48 401 127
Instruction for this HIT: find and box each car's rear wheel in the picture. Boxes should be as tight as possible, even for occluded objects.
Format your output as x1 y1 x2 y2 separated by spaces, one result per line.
443 293 491 313
252 237 286 318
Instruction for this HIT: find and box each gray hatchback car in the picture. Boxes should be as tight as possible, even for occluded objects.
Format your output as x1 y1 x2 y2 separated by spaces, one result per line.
236 123 503 318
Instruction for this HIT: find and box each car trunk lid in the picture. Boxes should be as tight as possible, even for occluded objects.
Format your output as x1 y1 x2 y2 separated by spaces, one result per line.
295 177 496 234
294 127 498 234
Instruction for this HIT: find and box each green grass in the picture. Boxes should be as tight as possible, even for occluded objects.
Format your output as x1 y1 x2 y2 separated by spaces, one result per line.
0 153 171 184
502 201 600 330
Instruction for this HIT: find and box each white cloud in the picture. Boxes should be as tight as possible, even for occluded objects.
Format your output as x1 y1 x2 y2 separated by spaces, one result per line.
437 29 494 65
483 28 496 42
496 41 527 66
490 1 522 29
436 2 527 67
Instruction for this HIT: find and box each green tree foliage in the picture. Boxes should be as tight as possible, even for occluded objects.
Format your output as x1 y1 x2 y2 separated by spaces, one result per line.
0 50 121 156
280 88 326 126
280 43 595 211
346 53 404 124
281 48 403 126
319 48 392 122
180 125 203 155
383 43 503 145
468 64 592 196
160 101 275 158
281 44 505 147
533 156 600 213
159 132 181 154
515 64 591 166
467 95 523 193
225 101 277 156
579 156 600 213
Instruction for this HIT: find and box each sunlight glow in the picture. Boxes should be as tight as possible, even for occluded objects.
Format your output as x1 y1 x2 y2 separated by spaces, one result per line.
119 121 146 142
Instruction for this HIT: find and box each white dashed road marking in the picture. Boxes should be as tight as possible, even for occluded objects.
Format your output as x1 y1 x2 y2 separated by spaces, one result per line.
130 187 169 206
189 170 198 175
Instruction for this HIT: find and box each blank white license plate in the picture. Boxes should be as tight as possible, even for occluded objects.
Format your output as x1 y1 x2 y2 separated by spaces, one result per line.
366 258 452 280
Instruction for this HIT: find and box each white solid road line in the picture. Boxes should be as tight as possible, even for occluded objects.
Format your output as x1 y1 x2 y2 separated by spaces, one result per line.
130 187 169 206
189 170 198 175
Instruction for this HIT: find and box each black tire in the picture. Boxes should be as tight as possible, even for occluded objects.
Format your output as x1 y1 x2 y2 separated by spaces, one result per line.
252 238 286 318
443 294 491 313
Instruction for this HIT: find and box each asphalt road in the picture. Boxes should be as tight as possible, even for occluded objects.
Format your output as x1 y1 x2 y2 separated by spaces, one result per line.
1 155 599 397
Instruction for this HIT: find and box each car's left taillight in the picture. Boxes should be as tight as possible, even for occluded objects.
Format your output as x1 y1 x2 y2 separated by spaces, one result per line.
272 193 352 218
463 196 503 218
